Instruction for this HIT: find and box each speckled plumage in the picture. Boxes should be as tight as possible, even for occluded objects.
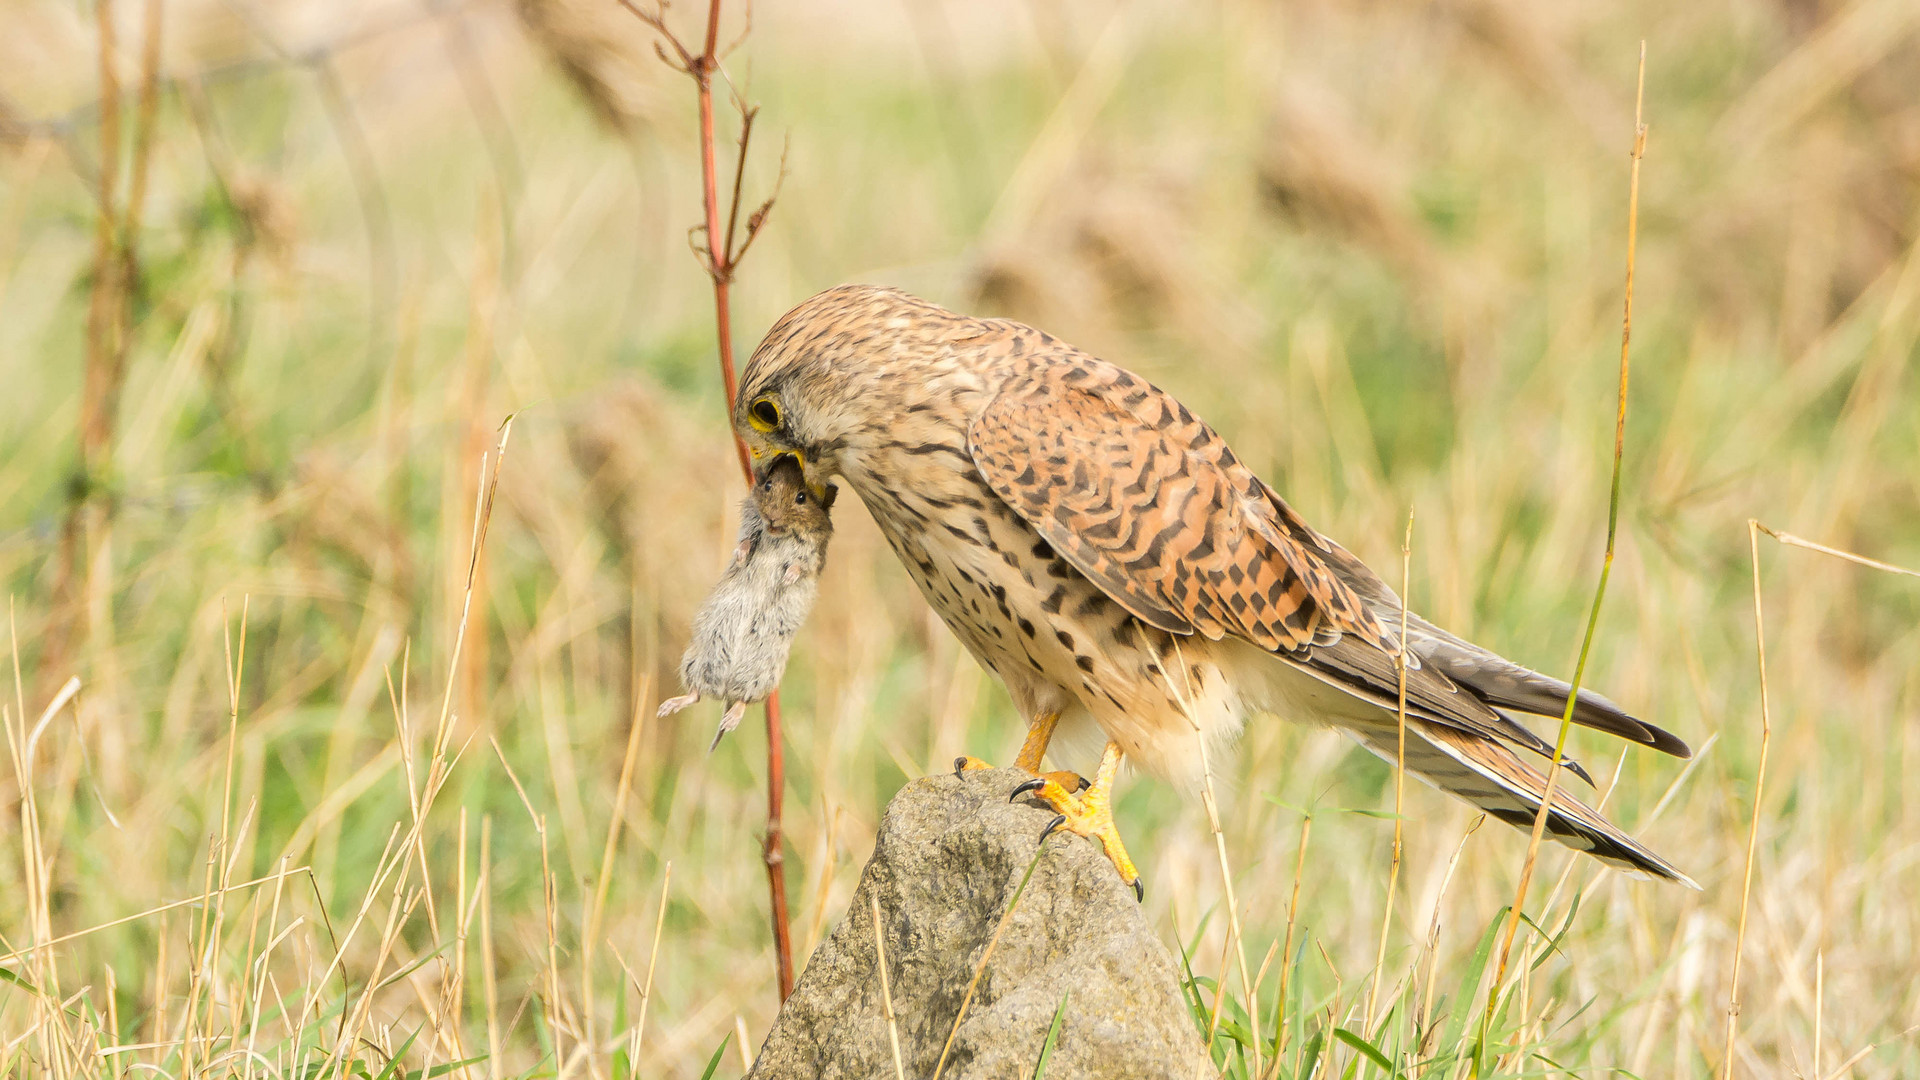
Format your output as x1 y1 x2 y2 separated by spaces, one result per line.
660 458 834 751
731 284 1694 885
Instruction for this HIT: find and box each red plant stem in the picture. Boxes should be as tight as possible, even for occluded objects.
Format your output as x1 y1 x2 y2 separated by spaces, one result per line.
688 0 794 1002
621 0 794 1006
761 694 792 999
702 0 722 66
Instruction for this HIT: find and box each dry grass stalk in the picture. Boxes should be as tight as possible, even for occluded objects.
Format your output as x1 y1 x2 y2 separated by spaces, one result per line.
634 863 672 1067
180 596 251 1076
1247 934 1283 1040
0 863 314 967
1257 810 1312 1080
583 672 651 1056
1485 43 1648 1064
871 893 906 1080
121 0 163 291
1364 511 1414 1038
278 418 511 1076
480 814 501 1071
1419 815 1484 1043
47 0 125 689
1753 524 1920 579
241 857 296 1078
932 831 1055 1080
488 734 567 1067
801 803 846 960
6 606 64 1074
1814 950 1824 1079
1725 524 1916 1076
80 0 121 475
1150 635 1258 1077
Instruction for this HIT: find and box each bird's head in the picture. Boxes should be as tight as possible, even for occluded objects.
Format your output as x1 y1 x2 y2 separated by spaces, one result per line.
733 283 945 499
731 370 838 504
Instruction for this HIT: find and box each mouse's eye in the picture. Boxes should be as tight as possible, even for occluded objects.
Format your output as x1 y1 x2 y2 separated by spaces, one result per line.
748 396 782 432
794 491 808 505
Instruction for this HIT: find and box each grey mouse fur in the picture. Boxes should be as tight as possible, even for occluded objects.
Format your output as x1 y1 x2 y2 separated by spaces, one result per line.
658 457 835 751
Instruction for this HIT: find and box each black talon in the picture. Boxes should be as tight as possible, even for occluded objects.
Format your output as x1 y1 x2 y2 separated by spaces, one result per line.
1039 813 1068 842
1009 777 1048 802
1074 774 1091 793
953 756 970 779
1132 878 1145 903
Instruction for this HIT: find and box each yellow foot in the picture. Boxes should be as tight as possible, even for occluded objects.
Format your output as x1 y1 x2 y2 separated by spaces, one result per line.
1010 772 1143 902
952 719 1137 898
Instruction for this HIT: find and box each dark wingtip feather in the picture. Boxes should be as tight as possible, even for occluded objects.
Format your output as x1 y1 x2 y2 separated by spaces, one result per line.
1641 722 1693 759
1572 688 1691 758
1559 756 1595 788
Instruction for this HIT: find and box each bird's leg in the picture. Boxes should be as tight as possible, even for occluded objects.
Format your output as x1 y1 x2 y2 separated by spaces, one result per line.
951 710 1086 792
1011 709 1059 771
1012 741 1141 899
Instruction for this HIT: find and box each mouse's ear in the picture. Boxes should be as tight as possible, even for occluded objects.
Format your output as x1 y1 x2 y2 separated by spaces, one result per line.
822 483 839 510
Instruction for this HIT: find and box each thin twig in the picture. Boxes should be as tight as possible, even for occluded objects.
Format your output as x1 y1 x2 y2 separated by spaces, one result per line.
619 0 794 1001
721 105 759 270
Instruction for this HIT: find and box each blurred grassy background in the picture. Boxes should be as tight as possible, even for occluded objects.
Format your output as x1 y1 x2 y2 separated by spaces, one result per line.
2 0 1919 1075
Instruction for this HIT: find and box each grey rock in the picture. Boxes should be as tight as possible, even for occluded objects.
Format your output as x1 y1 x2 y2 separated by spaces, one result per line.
748 768 1213 1080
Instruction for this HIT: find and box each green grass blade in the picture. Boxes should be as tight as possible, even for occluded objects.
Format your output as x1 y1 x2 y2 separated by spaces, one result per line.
0 966 35 993
1032 989 1070 1079
1441 907 1507 1064
613 976 632 1080
1527 895 1584 974
408 1056 489 1080
1175 937 1213 1033
372 1026 424 1080
1334 1027 1395 1076
1300 1026 1326 1080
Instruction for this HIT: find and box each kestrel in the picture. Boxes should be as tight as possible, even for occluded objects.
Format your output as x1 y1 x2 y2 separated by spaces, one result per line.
732 284 1695 895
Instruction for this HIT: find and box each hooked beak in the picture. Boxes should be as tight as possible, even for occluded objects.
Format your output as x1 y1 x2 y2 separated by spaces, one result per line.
761 449 835 504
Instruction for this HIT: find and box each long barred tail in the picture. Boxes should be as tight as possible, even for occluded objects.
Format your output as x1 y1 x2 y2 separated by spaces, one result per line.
1346 718 1699 888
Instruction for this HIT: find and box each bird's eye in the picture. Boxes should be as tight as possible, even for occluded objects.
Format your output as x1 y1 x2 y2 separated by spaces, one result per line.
748 397 781 431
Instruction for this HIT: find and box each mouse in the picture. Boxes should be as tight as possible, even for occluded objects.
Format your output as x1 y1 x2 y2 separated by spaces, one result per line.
658 455 835 752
